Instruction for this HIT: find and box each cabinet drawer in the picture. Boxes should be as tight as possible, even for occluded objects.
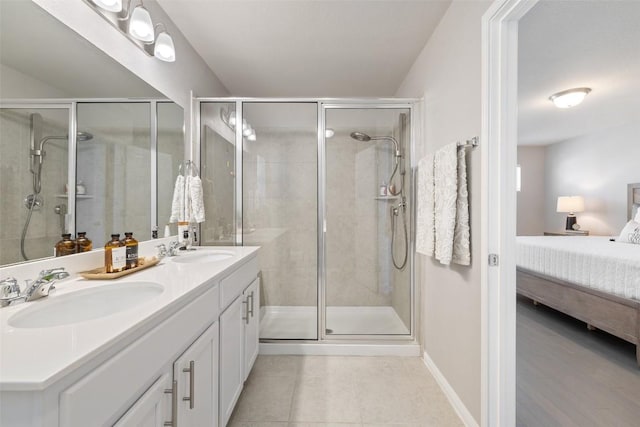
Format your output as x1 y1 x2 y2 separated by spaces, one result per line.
220 257 258 310
59 285 220 427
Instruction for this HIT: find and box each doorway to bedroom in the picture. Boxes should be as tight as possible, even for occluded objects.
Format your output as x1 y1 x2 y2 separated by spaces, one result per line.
514 1 640 425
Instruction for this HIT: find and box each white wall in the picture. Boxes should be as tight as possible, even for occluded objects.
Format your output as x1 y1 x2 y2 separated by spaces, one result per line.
517 146 546 235
0 63 69 99
544 122 640 236
32 0 228 108
396 1 492 423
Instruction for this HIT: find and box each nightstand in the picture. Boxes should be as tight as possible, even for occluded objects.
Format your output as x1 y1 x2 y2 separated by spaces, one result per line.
544 230 590 236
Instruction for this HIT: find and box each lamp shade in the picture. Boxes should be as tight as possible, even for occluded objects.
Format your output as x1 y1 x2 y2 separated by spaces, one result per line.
91 0 122 12
557 196 585 213
129 6 154 42
154 31 175 62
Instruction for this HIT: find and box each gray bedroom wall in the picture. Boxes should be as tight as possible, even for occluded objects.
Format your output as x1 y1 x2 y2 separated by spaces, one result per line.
517 146 546 235
544 122 640 236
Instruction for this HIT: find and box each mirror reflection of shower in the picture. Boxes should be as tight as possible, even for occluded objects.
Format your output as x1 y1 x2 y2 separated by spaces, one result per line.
349 113 408 269
21 113 94 260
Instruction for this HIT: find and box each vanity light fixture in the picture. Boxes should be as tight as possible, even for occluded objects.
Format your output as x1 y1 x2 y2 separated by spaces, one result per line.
243 126 253 137
325 128 335 138
153 24 175 62
549 87 591 109
220 107 258 141
91 0 122 12
83 0 177 62
128 4 154 42
247 130 257 141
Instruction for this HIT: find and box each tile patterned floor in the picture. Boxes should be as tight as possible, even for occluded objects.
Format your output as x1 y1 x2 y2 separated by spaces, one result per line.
228 355 464 427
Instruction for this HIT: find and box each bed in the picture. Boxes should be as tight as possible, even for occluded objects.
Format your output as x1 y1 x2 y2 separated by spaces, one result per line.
516 183 640 366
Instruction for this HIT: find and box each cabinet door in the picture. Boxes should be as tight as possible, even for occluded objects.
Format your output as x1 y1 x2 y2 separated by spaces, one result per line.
114 372 173 427
174 322 219 427
219 295 245 427
244 278 260 381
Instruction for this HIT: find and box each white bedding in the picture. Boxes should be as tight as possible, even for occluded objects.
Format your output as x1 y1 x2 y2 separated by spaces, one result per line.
516 236 640 300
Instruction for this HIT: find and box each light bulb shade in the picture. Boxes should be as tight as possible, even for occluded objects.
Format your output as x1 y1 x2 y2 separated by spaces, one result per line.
154 31 175 62
243 126 253 137
242 119 248 131
91 0 122 12
228 115 236 127
129 6 154 42
549 88 591 109
556 196 585 213
247 131 257 141
325 128 335 138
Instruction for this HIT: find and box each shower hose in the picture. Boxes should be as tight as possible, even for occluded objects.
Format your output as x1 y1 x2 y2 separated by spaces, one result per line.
391 203 408 270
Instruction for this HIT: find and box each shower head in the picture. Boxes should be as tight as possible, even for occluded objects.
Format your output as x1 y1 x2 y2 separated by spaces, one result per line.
350 131 371 142
350 131 400 157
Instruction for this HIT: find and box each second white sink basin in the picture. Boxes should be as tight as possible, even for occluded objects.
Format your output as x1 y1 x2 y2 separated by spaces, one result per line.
8 282 164 329
172 250 235 264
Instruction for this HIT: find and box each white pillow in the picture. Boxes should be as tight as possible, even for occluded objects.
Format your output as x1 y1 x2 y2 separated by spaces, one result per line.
618 220 640 244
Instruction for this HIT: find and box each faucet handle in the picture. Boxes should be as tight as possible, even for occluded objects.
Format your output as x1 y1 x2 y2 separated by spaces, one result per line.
0 277 20 298
156 243 168 258
38 267 69 281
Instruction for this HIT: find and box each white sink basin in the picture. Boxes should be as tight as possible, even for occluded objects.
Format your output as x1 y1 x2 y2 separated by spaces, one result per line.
8 282 164 329
172 250 235 264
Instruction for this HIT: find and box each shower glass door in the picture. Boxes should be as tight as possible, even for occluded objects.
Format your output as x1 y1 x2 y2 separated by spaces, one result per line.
323 106 412 336
243 102 318 340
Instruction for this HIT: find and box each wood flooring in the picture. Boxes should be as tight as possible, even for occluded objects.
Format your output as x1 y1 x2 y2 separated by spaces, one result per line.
517 295 640 427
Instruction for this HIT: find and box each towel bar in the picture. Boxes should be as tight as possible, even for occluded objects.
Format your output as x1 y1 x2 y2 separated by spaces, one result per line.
457 136 479 149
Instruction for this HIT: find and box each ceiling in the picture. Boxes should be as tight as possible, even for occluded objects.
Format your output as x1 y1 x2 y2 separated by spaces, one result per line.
518 1 640 146
0 1 163 99
156 0 451 97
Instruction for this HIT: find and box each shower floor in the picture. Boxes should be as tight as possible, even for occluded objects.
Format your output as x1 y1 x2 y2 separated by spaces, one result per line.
260 305 410 339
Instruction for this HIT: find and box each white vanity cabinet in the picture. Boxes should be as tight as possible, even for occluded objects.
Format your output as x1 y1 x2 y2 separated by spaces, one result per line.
0 250 260 427
218 259 261 427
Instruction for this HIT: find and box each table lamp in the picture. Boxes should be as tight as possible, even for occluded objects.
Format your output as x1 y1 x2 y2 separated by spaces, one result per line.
557 196 585 230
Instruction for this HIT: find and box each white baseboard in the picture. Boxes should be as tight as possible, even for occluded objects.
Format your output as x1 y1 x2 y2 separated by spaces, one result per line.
422 351 479 427
260 342 420 356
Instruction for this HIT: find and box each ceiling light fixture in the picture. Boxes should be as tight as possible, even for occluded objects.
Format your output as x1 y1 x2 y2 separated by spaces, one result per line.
153 24 175 62
129 4 154 42
549 87 591 109
91 0 122 12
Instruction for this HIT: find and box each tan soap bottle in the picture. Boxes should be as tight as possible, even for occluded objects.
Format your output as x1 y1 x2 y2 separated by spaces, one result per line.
105 234 126 273
76 232 93 253
55 233 76 257
123 232 139 269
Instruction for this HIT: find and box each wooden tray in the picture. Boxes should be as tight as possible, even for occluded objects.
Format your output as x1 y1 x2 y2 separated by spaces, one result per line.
80 257 160 280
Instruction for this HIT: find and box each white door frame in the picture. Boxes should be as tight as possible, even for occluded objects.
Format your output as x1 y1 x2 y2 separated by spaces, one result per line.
480 0 538 426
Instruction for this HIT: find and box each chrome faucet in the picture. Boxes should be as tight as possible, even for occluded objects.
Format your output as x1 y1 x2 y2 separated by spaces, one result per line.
0 267 69 308
156 241 182 259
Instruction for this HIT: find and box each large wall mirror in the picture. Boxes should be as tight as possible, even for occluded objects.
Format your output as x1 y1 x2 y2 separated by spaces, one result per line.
0 2 185 266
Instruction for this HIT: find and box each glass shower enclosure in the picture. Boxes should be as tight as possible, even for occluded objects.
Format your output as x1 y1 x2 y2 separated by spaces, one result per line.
198 99 414 342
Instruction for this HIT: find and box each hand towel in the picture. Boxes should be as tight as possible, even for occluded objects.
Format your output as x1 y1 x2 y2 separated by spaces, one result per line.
189 176 206 223
434 143 458 265
184 175 193 224
452 147 471 265
169 175 184 223
416 153 435 256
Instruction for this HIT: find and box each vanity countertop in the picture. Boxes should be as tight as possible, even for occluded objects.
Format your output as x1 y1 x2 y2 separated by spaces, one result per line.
0 246 259 391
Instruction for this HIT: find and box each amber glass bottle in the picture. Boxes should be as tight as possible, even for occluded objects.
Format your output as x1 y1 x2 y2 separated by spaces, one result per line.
76 232 93 253
55 233 76 257
123 232 139 269
105 234 126 273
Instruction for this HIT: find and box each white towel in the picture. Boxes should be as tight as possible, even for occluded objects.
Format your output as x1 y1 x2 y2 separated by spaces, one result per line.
452 147 471 265
434 143 458 265
416 153 435 256
189 176 206 223
169 175 184 223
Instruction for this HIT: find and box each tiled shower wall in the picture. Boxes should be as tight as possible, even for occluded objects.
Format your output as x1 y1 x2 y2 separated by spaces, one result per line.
0 109 68 265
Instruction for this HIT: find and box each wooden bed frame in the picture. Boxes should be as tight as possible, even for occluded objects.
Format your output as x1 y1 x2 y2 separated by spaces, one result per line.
517 183 640 366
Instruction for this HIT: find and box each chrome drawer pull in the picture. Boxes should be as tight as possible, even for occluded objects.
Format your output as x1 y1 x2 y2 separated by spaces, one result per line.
182 360 195 409
164 380 178 426
249 291 255 318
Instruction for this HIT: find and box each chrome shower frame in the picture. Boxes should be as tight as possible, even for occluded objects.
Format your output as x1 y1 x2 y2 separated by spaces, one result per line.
195 98 419 345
